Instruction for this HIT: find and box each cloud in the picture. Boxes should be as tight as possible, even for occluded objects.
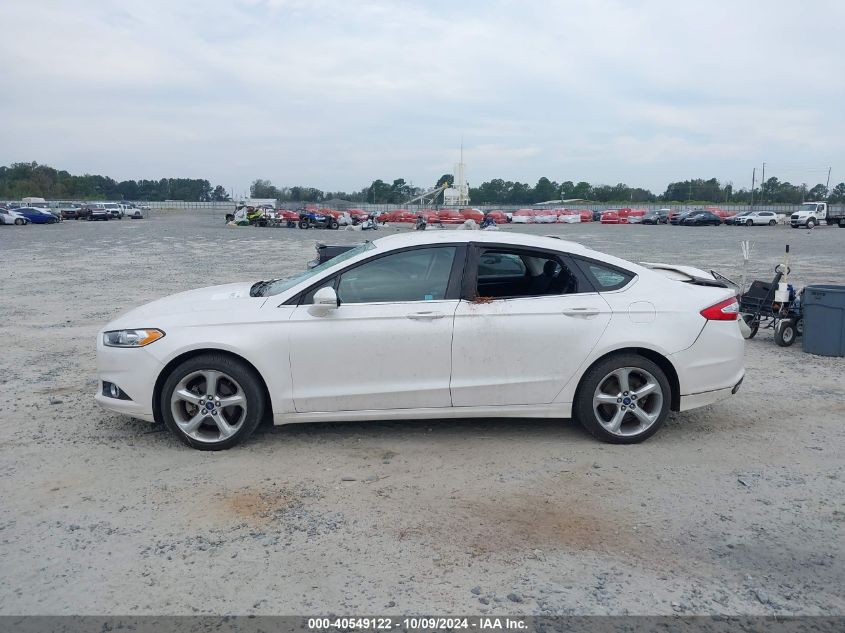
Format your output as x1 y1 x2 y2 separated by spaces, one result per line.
0 0 843 193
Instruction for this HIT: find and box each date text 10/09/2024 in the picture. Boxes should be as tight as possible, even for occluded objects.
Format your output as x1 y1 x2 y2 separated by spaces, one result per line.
307 617 528 630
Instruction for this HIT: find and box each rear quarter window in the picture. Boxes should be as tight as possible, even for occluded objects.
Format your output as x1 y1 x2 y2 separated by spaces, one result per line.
573 257 634 291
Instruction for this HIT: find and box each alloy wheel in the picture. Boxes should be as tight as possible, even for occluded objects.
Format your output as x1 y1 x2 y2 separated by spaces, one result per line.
169 369 247 443
592 367 664 437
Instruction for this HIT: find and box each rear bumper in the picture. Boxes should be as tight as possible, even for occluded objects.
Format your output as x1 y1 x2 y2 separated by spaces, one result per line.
669 320 746 409
678 376 743 412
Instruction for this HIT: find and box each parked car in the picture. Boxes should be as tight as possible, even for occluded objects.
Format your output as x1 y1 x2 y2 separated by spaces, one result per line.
738 210 779 226
60 204 85 219
84 205 111 221
681 211 722 226
122 204 144 219
95 232 745 450
0 208 29 225
641 209 669 225
15 207 59 224
724 211 752 226
102 203 124 219
600 210 622 224
669 210 697 225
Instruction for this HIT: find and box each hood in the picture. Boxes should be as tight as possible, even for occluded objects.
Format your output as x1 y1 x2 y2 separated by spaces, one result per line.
106 282 265 329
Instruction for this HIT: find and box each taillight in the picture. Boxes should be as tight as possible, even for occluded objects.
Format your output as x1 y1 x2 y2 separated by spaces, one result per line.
700 297 739 321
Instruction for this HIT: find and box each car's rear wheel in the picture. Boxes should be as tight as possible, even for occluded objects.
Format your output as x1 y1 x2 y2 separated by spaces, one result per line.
330 220 339 230
160 353 265 450
768 219 776 226
298 219 309 229
574 354 671 444
14 218 24 225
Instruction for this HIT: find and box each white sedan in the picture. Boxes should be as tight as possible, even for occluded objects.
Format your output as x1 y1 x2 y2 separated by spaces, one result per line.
96 232 745 450
0 208 29 225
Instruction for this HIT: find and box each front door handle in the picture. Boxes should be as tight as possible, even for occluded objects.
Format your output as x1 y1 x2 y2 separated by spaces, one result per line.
407 311 445 320
561 307 601 317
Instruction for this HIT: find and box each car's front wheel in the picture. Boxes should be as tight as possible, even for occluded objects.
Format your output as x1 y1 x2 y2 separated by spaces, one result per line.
574 354 671 444
14 218 24 225
160 353 265 450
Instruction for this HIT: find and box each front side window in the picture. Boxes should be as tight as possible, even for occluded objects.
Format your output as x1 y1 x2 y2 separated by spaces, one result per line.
475 248 583 299
336 247 456 304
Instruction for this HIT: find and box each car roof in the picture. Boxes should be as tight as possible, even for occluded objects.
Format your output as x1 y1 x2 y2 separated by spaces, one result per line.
370 230 590 254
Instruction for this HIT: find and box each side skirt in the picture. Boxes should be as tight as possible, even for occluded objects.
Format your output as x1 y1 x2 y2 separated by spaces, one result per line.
273 403 572 426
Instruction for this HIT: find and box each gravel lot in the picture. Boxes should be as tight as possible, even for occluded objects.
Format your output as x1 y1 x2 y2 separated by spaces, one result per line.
1 213 843 616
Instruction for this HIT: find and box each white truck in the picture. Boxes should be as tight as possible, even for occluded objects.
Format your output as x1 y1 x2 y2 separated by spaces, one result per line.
789 201 845 228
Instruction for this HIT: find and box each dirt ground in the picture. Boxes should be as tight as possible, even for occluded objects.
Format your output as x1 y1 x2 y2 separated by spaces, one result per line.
1 213 843 616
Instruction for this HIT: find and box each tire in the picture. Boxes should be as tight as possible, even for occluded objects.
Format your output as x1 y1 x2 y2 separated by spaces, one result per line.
775 319 797 347
14 218 24 225
746 219 753 226
574 354 671 444
298 219 309 229
329 220 339 230
741 313 759 339
768 219 776 226
160 352 265 451
807 218 816 229
839 219 845 228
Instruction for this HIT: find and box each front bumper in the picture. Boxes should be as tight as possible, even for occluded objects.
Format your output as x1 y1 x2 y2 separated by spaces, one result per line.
94 338 163 422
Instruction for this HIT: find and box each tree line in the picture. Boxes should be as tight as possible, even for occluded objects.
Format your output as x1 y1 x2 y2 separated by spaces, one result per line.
0 162 229 202
254 174 845 205
3 162 844 205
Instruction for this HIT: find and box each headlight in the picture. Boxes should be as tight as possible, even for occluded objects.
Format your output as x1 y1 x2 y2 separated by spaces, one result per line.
103 328 165 347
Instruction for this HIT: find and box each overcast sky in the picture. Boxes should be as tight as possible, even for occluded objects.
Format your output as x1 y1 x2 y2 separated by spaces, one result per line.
2 0 843 196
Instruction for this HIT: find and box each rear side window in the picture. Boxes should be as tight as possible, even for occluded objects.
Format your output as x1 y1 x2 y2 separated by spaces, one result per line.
574 257 634 291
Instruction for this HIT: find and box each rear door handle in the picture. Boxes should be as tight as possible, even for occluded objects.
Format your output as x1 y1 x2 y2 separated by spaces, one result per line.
561 307 601 317
407 311 446 320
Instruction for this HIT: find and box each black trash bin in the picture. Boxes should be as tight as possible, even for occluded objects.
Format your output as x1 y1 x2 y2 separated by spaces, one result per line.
802 285 845 357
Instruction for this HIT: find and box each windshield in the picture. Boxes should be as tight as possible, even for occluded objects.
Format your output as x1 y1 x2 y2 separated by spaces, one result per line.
256 242 375 297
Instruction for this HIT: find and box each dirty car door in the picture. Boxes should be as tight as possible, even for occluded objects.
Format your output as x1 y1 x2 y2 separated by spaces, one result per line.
450 245 612 407
288 245 464 412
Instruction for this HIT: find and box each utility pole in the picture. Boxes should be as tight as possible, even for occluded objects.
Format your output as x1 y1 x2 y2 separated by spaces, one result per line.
761 162 766 205
751 168 756 208
826 166 832 194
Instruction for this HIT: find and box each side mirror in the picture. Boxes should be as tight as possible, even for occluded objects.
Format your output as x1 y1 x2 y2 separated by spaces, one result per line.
308 286 340 316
